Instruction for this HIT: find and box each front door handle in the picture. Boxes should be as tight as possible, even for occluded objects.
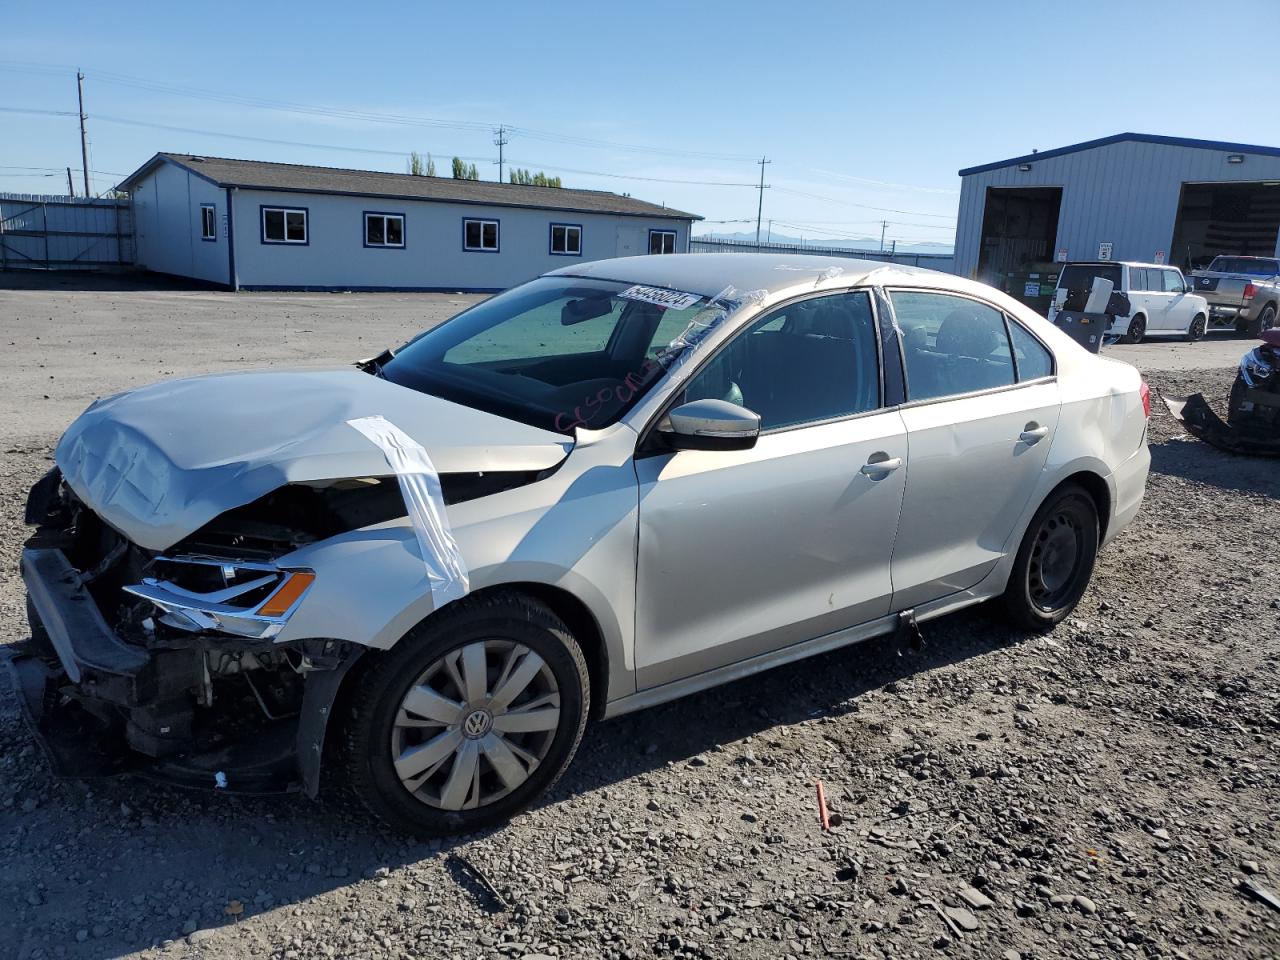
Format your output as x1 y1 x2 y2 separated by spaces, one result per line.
1019 424 1050 444
860 454 903 479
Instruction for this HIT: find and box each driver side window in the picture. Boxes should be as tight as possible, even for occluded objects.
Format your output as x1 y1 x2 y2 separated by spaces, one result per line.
682 292 880 431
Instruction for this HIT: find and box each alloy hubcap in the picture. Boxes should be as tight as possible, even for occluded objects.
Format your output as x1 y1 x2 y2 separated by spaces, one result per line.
390 640 561 811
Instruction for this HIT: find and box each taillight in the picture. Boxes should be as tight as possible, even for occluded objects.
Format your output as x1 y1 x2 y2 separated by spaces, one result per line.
1244 283 1257 300
1140 380 1151 418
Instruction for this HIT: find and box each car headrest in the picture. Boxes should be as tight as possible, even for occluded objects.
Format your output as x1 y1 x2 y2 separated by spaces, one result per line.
902 325 929 351
935 310 998 358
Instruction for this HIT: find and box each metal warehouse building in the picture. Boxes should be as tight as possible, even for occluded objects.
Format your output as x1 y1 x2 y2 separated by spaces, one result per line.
118 153 699 291
954 133 1280 307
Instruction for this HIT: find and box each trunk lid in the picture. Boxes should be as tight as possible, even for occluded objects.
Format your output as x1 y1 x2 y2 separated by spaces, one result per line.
55 369 572 550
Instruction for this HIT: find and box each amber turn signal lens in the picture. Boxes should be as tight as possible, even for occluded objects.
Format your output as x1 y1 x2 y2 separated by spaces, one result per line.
257 572 316 617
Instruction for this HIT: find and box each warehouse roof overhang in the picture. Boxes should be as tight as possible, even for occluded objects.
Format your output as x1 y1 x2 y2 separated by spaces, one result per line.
958 132 1280 178
118 153 701 221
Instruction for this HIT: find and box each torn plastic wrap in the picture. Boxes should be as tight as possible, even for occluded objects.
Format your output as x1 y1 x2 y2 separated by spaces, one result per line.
347 416 470 604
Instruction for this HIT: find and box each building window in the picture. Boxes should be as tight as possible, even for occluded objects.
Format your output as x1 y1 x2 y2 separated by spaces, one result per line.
463 218 499 252
364 212 405 248
261 206 308 244
200 204 217 241
648 229 677 254
550 223 582 256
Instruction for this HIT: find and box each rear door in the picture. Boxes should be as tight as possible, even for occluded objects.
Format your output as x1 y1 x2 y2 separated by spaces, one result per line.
634 291 906 688
887 290 1060 609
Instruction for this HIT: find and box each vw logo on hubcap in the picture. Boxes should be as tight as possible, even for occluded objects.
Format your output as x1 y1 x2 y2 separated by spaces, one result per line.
462 709 493 739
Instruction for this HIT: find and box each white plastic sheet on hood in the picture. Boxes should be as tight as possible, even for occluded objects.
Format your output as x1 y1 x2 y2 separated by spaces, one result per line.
347 415 469 606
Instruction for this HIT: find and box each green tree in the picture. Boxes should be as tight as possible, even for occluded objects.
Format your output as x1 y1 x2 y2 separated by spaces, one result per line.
452 157 479 180
408 152 426 176
426 153 437 177
509 168 561 187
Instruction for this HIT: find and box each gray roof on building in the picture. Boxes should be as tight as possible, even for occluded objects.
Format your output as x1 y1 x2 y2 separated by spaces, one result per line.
959 132 1280 177
119 153 700 220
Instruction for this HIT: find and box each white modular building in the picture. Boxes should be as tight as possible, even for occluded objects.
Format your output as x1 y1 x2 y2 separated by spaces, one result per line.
119 153 700 291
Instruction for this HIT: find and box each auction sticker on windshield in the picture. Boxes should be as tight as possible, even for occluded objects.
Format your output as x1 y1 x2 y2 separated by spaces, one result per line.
618 285 703 311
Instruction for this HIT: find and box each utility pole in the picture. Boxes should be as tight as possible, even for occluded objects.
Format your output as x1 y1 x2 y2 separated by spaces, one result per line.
77 70 91 197
766 219 772 243
754 156 770 247
493 125 509 183
66 167 75 197
879 220 888 252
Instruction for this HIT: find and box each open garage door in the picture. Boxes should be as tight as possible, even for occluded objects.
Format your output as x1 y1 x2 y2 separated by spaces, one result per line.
1171 181 1280 271
977 187 1062 313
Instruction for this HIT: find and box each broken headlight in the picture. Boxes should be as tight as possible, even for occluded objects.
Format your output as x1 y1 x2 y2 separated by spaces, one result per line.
124 556 315 640
1241 347 1274 389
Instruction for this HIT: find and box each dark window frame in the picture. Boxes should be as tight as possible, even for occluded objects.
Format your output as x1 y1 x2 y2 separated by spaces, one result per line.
363 211 406 249
549 222 583 257
260 205 309 245
200 203 217 242
648 229 677 255
462 217 500 253
885 287 1056 406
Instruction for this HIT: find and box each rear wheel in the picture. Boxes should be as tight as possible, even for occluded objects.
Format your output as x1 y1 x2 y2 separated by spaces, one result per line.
1000 484 1100 631
1121 315 1146 344
1249 304 1277 338
1185 313 1207 342
341 592 589 837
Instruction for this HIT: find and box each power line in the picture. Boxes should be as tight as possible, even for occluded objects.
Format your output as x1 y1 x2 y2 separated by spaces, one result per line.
772 186 956 220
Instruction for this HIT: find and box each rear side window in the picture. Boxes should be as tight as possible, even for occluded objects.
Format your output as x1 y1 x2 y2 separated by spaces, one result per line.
1128 267 1148 291
682 291 880 430
891 291 1016 402
1008 321 1053 381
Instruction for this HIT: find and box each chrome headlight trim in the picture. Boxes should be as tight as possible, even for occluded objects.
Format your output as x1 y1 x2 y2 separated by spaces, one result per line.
124 556 315 640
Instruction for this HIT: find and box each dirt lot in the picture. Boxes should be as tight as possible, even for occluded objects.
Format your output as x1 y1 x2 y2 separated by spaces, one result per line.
2 275 1278 960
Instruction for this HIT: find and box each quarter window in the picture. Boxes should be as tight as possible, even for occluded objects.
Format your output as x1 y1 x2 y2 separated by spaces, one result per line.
682 291 881 431
1007 320 1054 381
365 213 405 248
648 230 677 255
464 218 499 252
262 207 307 244
550 223 582 256
891 291 1016 401
200 204 216 241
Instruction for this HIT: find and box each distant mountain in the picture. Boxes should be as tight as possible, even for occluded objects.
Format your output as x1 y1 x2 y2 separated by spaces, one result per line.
693 229 953 256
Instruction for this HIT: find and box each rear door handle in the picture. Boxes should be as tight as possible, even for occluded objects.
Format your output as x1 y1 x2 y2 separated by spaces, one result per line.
1019 425 1050 444
860 455 903 479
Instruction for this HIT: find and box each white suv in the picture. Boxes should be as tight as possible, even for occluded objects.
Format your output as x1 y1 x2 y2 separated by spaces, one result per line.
1050 261 1209 343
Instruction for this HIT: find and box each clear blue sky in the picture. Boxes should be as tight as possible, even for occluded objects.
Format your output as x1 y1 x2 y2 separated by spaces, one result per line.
3 0 1276 251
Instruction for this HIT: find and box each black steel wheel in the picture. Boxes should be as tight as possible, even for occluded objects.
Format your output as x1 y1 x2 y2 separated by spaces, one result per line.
340 592 589 837
1121 315 1146 345
1001 484 1100 631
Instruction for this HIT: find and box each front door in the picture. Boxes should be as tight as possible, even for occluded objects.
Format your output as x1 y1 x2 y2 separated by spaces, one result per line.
615 225 645 258
887 289 1060 609
1160 268 1193 330
633 291 907 689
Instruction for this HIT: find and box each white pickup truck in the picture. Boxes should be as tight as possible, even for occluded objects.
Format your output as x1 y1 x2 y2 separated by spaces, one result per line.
1188 256 1280 336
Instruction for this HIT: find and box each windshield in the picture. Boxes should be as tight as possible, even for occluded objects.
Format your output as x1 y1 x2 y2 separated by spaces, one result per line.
1058 263 1122 292
1207 257 1280 277
380 276 731 434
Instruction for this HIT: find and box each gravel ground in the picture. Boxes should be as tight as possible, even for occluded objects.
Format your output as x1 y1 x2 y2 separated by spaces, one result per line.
2 277 1278 960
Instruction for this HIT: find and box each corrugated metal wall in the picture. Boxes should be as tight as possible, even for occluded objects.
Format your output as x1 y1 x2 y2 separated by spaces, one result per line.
0 195 133 269
954 141 1280 278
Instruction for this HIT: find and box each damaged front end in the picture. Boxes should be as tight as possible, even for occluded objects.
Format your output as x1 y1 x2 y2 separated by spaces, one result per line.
13 469 367 796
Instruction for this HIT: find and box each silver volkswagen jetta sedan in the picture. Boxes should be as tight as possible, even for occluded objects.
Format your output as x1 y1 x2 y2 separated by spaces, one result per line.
17 254 1151 835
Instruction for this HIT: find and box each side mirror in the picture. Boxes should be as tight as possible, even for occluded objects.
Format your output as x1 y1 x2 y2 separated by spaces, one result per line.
658 398 760 451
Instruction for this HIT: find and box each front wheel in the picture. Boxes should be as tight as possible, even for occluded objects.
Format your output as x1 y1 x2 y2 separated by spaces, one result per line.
1000 484 1100 631
340 592 590 836
1185 313 1207 342
1121 315 1146 345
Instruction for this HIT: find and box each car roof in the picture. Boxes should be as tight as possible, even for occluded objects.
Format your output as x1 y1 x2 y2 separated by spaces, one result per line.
544 253 947 300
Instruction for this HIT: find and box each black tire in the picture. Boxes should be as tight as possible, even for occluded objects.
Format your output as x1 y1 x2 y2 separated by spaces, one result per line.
340 592 590 837
1000 483 1100 632
1185 313 1207 342
1248 304 1277 338
1121 315 1146 345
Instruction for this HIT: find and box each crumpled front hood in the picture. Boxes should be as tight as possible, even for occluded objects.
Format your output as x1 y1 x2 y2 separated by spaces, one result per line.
56 369 572 550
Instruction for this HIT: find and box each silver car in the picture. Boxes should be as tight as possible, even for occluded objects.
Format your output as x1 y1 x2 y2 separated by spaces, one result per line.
17 254 1151 835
